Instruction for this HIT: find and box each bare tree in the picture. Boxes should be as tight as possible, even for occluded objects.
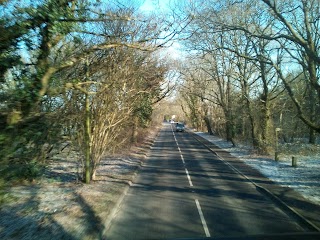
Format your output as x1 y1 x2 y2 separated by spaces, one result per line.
177 0 319 152
0 0 179 181
220 0 320 136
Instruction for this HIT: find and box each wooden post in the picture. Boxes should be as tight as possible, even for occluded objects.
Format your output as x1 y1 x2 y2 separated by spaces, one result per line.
292 156 297 167
275 128 281 161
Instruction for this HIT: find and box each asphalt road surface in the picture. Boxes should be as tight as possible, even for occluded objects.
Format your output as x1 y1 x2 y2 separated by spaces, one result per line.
105 123 312 240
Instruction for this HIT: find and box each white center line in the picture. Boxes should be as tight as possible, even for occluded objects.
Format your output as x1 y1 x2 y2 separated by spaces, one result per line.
185 168 193 187
180 154 185 164
174 130 192 187
172 126 211 237
195 199 211 237
177 146 186 164
173 130 186 165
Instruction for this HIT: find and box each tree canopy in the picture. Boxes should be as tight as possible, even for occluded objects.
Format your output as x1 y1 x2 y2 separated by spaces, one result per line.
0 0 178 183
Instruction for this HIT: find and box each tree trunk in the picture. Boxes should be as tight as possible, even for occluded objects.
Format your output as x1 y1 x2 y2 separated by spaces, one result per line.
244 91 259 148
226 118 235 144
260 103 272 152
250 117 259 148
308 87 316 144
309 128 316 144
204 116 213 135
84 93 91 184
258 57 272 153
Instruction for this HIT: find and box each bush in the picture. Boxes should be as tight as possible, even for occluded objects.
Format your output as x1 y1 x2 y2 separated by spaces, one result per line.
0 113 61 183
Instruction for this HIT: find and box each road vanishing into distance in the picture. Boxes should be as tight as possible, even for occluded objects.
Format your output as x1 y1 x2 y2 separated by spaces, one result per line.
105 123 319 240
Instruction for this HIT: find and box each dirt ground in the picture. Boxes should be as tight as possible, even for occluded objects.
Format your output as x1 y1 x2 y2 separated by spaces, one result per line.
0 127 160 240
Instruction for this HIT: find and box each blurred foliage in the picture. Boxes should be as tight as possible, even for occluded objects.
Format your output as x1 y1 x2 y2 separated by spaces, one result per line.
0 113 62 181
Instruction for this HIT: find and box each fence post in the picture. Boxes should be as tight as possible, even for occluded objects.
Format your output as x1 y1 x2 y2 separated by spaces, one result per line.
292 156 297 167
275 128 281 161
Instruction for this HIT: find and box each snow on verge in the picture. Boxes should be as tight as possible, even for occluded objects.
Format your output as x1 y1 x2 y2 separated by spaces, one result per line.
195 132 320 205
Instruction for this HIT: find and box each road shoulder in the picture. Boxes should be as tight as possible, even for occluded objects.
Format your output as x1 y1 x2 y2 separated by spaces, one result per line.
193 132 320 232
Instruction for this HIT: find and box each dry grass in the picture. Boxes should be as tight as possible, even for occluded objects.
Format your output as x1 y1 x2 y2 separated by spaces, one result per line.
0 127 160 240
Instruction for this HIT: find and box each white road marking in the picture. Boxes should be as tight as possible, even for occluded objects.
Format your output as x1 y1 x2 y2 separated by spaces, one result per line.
173 129 187 164
185 168 193 187
172 125 212 237
195 199 211 237
180 154 185 164
177 146 186 164
173 131 192 182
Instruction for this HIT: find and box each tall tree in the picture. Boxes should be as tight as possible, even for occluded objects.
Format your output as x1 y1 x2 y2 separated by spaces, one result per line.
223 0 320 136
0 0 176 182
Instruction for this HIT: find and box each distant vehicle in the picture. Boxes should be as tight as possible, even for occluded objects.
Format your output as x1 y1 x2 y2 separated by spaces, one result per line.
175 123 185 132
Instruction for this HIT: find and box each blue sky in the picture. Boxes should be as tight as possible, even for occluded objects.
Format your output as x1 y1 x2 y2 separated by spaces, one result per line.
139 0 171 12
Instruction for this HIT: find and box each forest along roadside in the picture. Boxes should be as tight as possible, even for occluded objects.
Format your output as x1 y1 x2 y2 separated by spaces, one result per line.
0 126 160 240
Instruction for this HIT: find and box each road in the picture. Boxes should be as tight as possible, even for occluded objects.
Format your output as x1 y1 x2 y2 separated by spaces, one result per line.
105 123 311 239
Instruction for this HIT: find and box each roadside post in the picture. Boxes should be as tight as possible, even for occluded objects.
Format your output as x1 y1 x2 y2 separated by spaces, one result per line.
275 128 281 161
292 156 298 167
